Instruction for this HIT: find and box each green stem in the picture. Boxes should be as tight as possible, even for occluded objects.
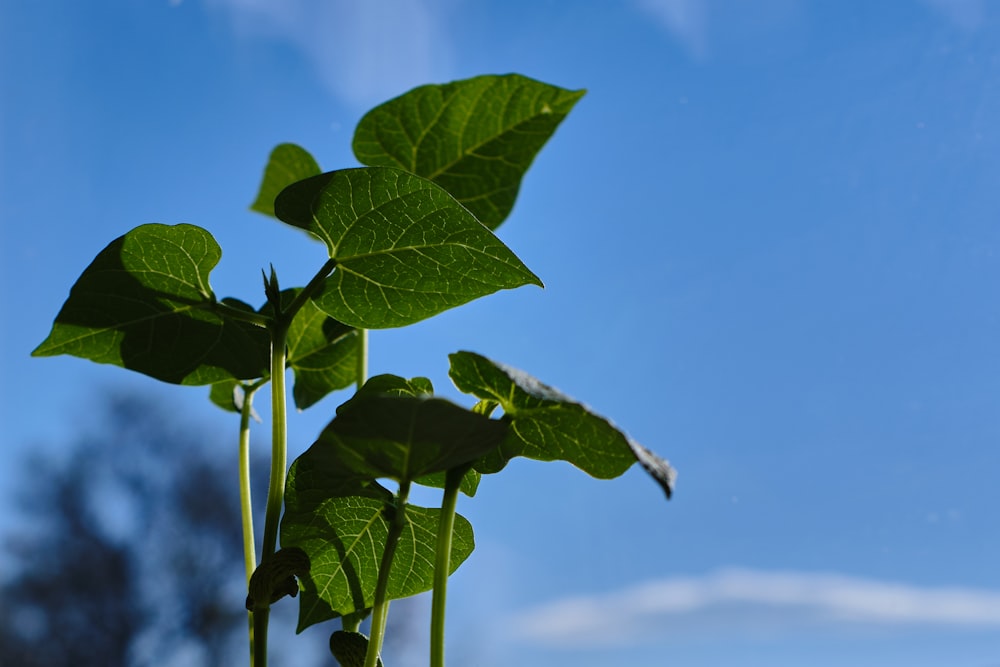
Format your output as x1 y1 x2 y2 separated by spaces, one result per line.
254 322 290 667
356 328 368 388
246 258 337 667
365 481 411 667
285 258 337 315
210 299 272 327
341 611 365 634
238 381 264 666
430 466 467 667
252 608 267 667
262 324 288 565
239 382 264 582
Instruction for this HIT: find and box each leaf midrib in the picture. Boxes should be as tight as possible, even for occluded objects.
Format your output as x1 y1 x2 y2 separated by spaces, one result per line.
309 503 384 615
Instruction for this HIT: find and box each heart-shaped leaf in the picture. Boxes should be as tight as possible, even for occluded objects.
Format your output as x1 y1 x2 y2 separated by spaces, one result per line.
353 74 585 229
281 495 474 630
448 351 676 498
274 166 542 329
251 143 322 218
33 224 270 385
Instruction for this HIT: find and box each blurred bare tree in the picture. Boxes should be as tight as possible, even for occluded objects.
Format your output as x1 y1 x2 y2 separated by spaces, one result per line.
0 393 425 667
0 394 273 666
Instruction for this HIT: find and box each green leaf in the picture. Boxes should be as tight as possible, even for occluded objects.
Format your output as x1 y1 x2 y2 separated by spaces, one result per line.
289 376 484 498
251 143 322 218
316 387 509 484
246 547 310 611
353 74 585 229
274 166 542 329
354 373 434 398
209 380 263 421
284 446 392 518
448 351 676 498
33 224 270 385
281 495 474 630
329 631 383 667
414 467 481 497
285 291 360 409
209 380 240 413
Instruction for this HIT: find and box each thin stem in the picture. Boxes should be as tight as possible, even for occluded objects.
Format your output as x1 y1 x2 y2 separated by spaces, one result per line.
210 299 272 327
254 322 290 667
239 382 264 582
341 611 365 634
252 609 267 667
239 381 264 667
356 328 368 388
262 323 288 562
285 258 337 315
430 467 467 667
260 257 337 553
365 481 411 667
246 258 336 667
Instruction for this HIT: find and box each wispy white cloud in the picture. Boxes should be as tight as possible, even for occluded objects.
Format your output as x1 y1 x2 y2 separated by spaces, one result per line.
633 0 710 59
509 568 1000 648
205 0 454 107
919 0 987 31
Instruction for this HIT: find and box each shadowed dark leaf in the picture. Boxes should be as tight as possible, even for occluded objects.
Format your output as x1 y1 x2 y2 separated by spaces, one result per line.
33 224 269 385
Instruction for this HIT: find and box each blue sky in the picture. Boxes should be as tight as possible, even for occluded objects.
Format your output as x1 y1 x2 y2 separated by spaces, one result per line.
2 1 1000 665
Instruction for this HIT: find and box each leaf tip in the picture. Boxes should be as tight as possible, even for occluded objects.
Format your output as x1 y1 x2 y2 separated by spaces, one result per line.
523 268 544 289
31 330 62 358
629 440 677 500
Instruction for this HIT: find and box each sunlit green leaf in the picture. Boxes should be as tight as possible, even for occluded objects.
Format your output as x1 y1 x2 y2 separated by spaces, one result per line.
33 224 270 385
251 143 322 218
353 74 585 229
274 166 542 329
281 495 474 630
448 351 676 498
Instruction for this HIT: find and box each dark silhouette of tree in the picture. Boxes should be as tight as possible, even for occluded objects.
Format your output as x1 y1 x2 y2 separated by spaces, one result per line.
1 393 422 667
0 394 266 666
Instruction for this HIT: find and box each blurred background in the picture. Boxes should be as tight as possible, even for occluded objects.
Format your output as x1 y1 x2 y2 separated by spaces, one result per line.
2 1 999 666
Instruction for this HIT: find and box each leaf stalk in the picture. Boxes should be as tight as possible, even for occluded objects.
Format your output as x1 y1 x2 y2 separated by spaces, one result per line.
253 320 291 667
239 381 265 665
365 481 411 667
430 466 468 667
210 299 272 327
285 258 337 316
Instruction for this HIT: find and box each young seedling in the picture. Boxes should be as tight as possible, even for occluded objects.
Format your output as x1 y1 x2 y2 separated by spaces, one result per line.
34 73 675 667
